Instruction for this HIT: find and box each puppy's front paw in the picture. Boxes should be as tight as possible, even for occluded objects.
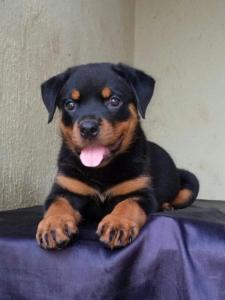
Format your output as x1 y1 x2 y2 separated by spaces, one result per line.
36 215 78 250
96 215 139 249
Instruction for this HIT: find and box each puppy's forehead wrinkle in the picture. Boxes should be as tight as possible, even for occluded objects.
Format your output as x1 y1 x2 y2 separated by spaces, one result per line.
66 65 129 97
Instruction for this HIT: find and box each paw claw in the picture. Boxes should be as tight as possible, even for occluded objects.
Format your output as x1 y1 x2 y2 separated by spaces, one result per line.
50 230 56 241
44 233 49 246
109 228 116 242
36 215 78 250
97 215 139 249
56 240 69 249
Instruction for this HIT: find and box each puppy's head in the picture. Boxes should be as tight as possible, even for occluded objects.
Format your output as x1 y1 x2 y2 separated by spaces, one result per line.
41 63 155 168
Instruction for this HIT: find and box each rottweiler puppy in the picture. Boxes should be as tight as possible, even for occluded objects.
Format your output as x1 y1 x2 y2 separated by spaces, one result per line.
36 63 199 250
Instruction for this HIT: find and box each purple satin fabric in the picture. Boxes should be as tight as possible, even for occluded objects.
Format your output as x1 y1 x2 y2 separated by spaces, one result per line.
0 206 224 299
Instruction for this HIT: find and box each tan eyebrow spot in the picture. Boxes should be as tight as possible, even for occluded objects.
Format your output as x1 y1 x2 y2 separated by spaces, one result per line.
101 87 112 99
71 89 80 101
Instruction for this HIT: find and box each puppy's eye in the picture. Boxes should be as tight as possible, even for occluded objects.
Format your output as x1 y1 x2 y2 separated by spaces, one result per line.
107 96 122 108
64 99 77 112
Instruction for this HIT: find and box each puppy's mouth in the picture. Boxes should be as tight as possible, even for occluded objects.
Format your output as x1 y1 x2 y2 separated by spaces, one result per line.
79 136 123 168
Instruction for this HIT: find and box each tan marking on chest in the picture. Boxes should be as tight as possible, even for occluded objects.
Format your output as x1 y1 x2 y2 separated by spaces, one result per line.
105 176 151 197
56 175 151 203
56 175 98 197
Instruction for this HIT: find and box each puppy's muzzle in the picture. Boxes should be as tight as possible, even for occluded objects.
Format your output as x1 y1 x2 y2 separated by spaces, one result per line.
79 118 99 139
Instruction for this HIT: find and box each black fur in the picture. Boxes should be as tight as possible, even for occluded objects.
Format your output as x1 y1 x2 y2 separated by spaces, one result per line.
41 62 199 222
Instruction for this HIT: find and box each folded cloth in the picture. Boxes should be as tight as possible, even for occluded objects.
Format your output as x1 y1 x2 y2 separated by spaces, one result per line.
0 204 224 300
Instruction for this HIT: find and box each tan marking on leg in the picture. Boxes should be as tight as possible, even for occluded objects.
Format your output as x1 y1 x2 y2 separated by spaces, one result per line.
110 199 147 227
56 175 98 197
171 188 193 207
97 199 147 249
44 197 81 220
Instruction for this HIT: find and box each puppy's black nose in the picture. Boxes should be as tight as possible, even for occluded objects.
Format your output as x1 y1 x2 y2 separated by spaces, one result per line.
79 119 99 139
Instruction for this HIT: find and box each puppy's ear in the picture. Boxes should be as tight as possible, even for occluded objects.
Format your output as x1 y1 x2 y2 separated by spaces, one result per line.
113 63 155 118
41 69 71 123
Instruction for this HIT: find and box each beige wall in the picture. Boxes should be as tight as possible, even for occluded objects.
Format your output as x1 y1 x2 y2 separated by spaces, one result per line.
1 0 224 210
0 0 135 209
134 0 225 200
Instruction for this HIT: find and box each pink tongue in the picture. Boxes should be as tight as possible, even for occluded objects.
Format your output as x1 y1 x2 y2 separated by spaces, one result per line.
80 145 110 167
